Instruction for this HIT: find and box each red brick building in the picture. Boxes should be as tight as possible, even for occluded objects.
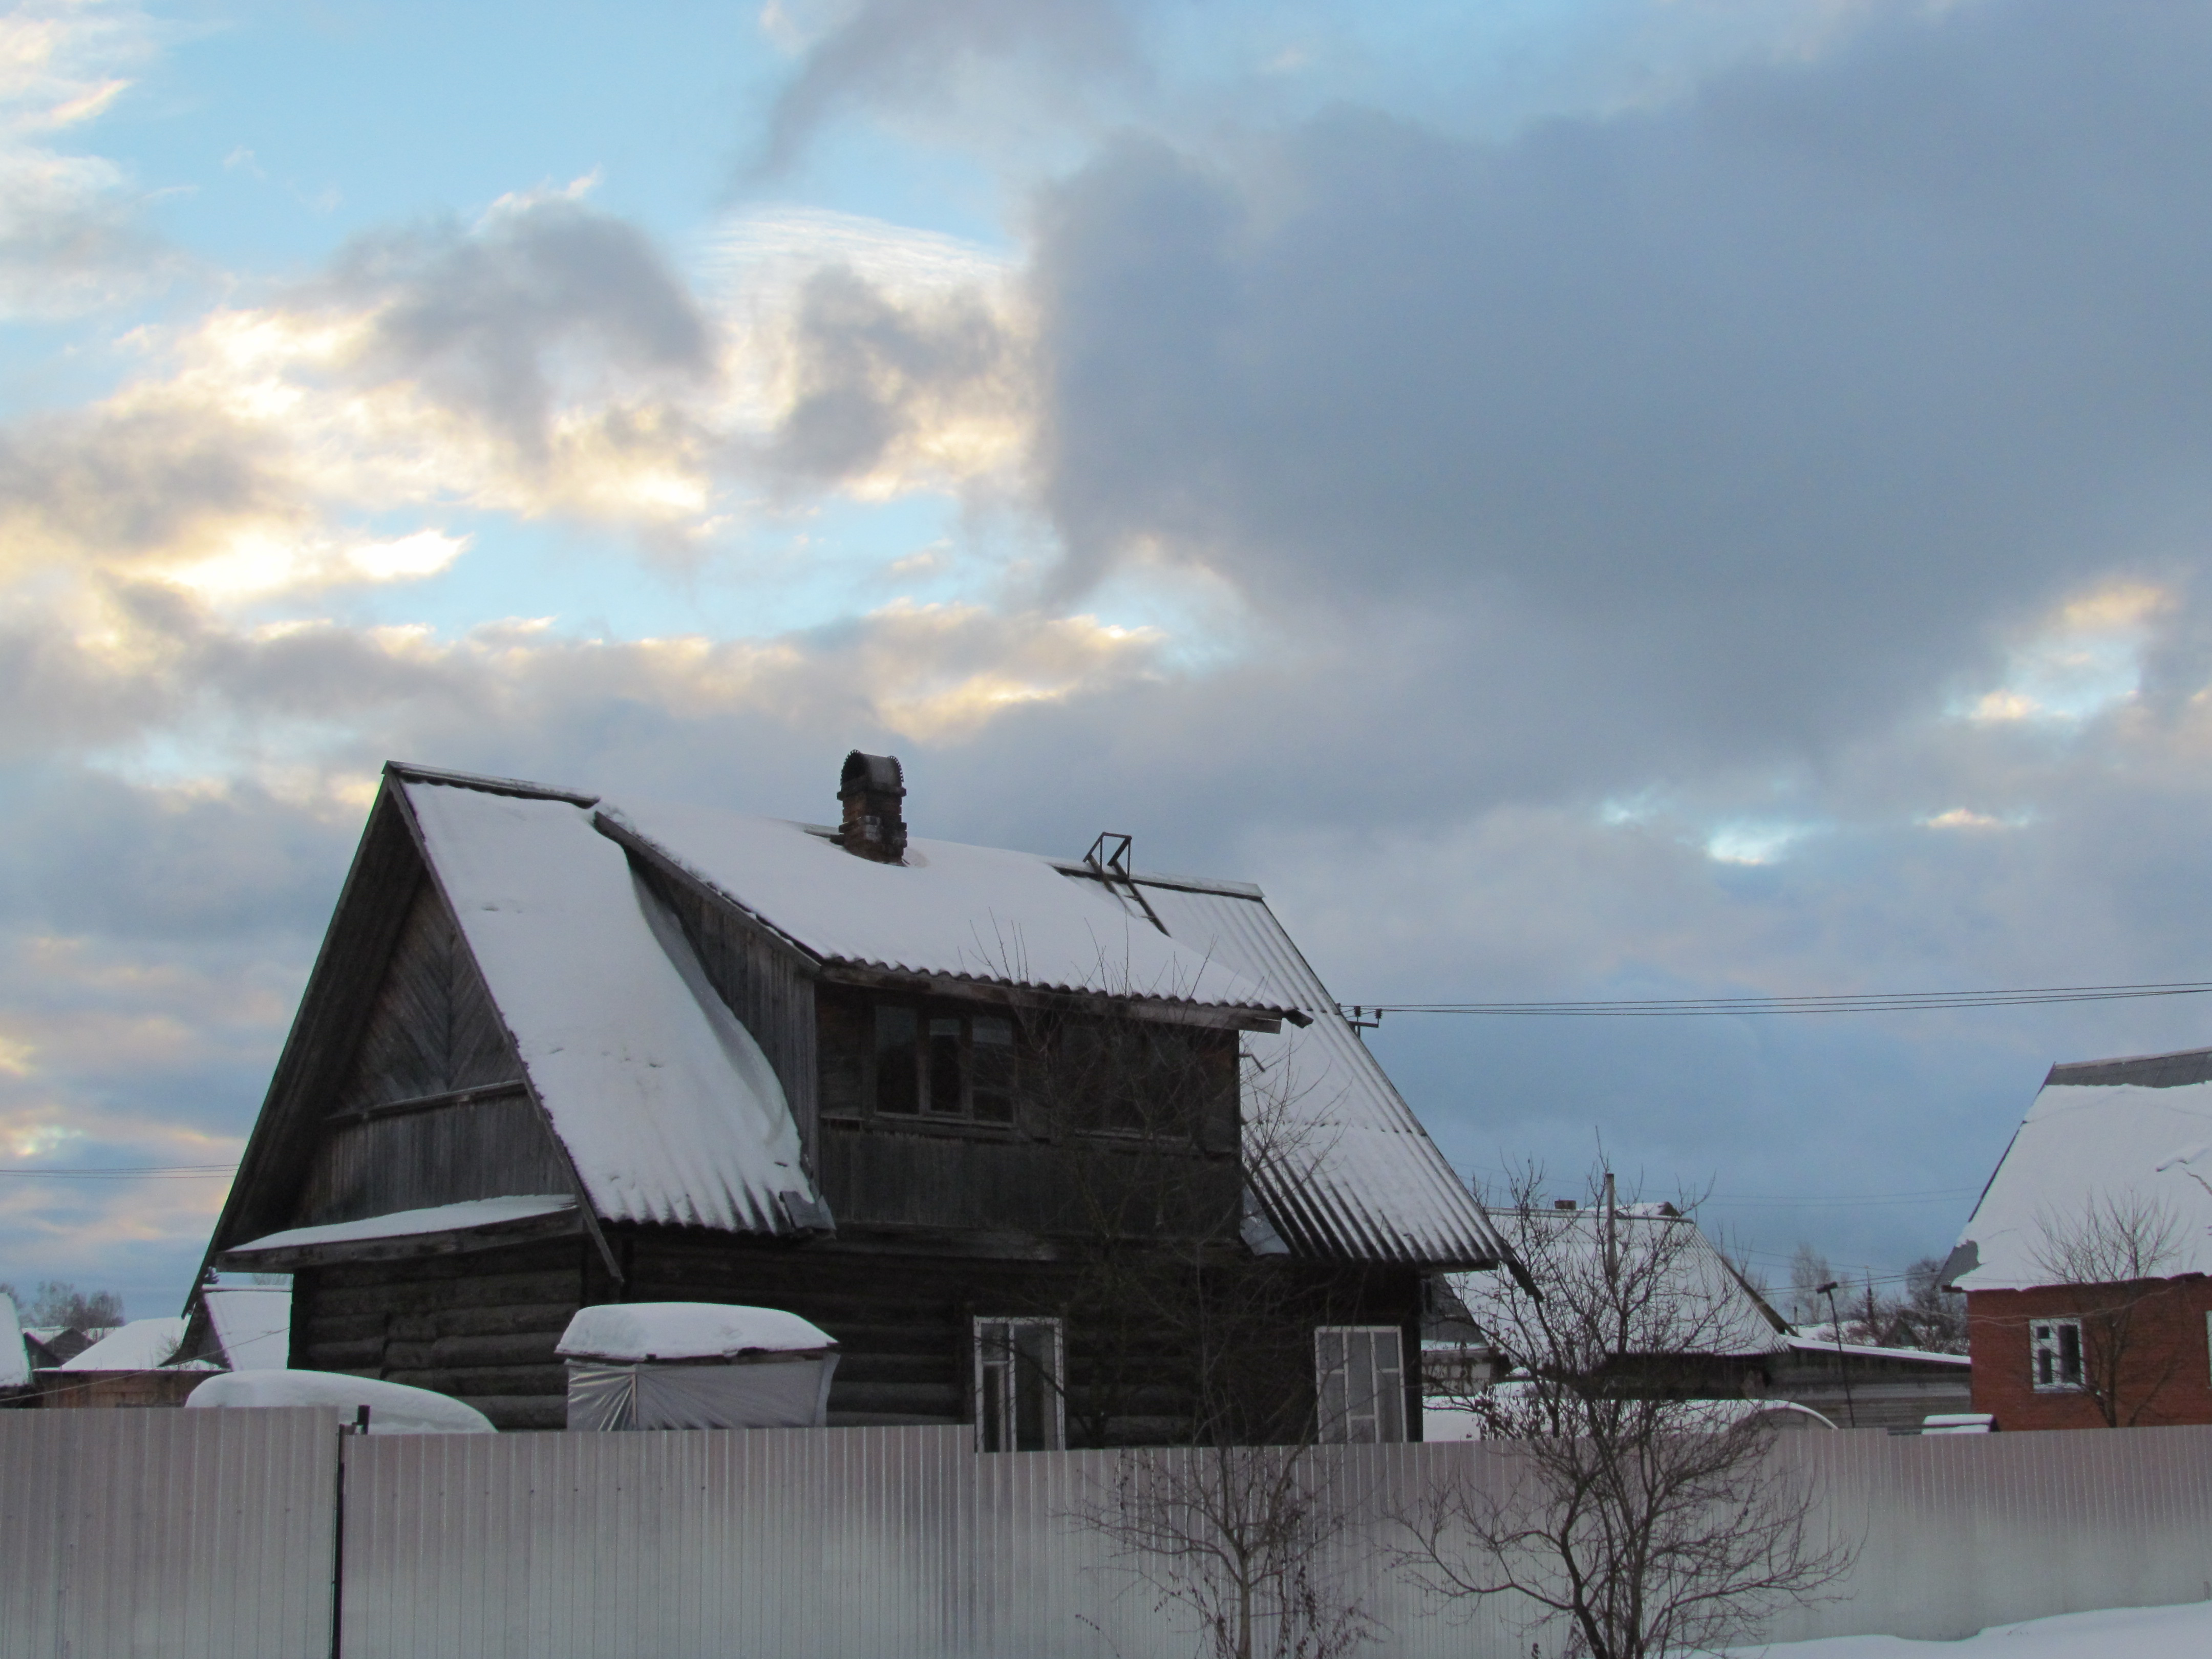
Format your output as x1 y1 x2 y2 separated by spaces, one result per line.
1942 1045 2212 1430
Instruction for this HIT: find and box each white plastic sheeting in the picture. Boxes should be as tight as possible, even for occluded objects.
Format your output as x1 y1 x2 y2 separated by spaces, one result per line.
406 782 818 1235
1951 1067 2212 1291
558 1302 835 1362
565 1353 839 1431
188 1369 495 1433
229 1194 578 1257
1132 876 1513 1267
603 798 1280 1012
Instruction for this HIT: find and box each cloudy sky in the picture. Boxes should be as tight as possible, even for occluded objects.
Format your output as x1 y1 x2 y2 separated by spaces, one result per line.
8 0 2212 1317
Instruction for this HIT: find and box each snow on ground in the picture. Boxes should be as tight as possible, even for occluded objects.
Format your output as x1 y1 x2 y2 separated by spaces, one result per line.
1731 1599 2212 1657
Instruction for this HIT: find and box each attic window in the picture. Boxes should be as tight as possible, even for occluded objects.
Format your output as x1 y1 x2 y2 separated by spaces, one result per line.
2031 1319 2083 1390
873 1005 1016 1123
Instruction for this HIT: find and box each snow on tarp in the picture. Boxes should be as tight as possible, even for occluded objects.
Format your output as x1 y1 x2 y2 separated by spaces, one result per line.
1449 1209 1791 1358
230 1195 578 1256
1132 877 1514 1268
60 1316 207 1372
0 1294 27 1389
1950 1054 2212 1291
557 1302 835 1362
1721 1598 2212 1658
188 1369 494 1434
204 1286 292 1370
406 782 817 1235
601 798 1283 1013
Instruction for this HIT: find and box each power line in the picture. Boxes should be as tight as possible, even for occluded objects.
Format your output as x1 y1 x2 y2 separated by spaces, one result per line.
0 1165 236 1179
1343 978 2212 1018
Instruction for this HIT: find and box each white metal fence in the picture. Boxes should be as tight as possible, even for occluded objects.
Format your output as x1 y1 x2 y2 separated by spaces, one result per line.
6 1415 2211 1659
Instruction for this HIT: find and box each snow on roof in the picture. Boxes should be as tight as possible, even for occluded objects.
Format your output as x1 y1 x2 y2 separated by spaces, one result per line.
557 1302 836 1362
60 1316 207 1372
0 1294 27 1390
203 1287 291 1371
600 798 1284 1013
1783 1335 1971 1366
1951 1046 2212 1291
231 1195 579 1256
406 781 816 1234
187 1369 494 1433
1450 1209 1791 1357
1133 879 1514 1267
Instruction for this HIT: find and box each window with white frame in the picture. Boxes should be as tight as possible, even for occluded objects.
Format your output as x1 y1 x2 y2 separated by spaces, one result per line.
974 1317 1065 1451
2031 1317 2083 1390
1315 1326 1407 1443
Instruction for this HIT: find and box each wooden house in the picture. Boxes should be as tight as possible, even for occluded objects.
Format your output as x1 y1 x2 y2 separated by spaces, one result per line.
195 757 1509 1441
1941 1044 2212 1430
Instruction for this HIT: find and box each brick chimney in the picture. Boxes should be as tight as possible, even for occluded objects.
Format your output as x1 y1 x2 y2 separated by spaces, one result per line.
837 751 907 863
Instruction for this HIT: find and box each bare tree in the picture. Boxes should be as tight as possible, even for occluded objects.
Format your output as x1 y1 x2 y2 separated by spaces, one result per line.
0 1280 123 1329
1397 1164 1852 1658
1087 1442 1375 1659
2028 1190 2186 1428
1891 1258 1967 1354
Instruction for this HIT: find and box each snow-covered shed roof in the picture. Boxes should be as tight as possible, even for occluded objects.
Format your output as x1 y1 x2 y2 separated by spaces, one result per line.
557 1302 836 1362
1947 1044 2212 1292
230 1196 580 1260
60 1316 209 1373
201 1286 291 1372
1448 1208 1791 1358
0 1294 27 1390
407 781 815 1234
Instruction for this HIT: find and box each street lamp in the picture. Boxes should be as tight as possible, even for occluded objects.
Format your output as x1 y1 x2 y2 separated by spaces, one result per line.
1815 1281 1856 1428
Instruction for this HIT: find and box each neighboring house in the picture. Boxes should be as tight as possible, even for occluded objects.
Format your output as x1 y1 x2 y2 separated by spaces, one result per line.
178 1285 293 1372
37 1317 216 1409
1942 1044 2212 1430
195 757 1511 1441
1428 1206 1969 1431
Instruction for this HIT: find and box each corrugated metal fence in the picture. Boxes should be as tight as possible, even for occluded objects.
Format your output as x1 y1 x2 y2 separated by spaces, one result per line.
7 1417 2212 1658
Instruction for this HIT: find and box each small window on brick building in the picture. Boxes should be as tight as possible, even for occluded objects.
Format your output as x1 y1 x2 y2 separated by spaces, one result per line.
2031 1318 2083 1390
1315 1325 1406 1443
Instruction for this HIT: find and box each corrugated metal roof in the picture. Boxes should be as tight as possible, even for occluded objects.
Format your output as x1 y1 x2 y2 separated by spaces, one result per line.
1129 876 1512 1268
408 781 817 1236
601 798 1284 1013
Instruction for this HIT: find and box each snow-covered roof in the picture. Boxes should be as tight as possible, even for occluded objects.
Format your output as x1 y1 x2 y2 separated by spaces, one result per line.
0 1294 27 1390
60 1316 209 1372
1134 879 1513 1266
1450 1209 1791 1358
408 780 816 1233
601 798 1283 1013
230 1195 579 1257
203 1287 291 1371
1783 1334 1971 1367
557 1302 836 1362
360 766 1498 1265
187 1369 494 1433
1949 1044 2212 1292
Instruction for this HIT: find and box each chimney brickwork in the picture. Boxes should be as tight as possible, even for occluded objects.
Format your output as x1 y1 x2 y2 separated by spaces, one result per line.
838 751 908 863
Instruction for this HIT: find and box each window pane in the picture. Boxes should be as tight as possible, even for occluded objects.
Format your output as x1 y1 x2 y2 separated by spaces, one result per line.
876 1006 919 1115
972 1017 1015 1121
927 1017 965 1115
2059 1323 2082 1385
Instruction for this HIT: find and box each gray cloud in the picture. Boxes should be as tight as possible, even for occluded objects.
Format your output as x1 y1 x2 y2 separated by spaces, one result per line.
758 0 1140 175
323 195 716 463
1025 0 2212 785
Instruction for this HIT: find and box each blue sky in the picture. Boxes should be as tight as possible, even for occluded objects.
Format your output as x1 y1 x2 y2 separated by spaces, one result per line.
10 0 2212 1317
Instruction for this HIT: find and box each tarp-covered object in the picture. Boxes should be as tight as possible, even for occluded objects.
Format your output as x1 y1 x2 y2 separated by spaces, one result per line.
559 1301 838 1431
188 1369 495 1433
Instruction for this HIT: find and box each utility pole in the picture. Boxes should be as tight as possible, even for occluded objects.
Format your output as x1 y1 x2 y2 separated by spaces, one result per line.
1602 1171 1619 1286
1815 1281 1856 1428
